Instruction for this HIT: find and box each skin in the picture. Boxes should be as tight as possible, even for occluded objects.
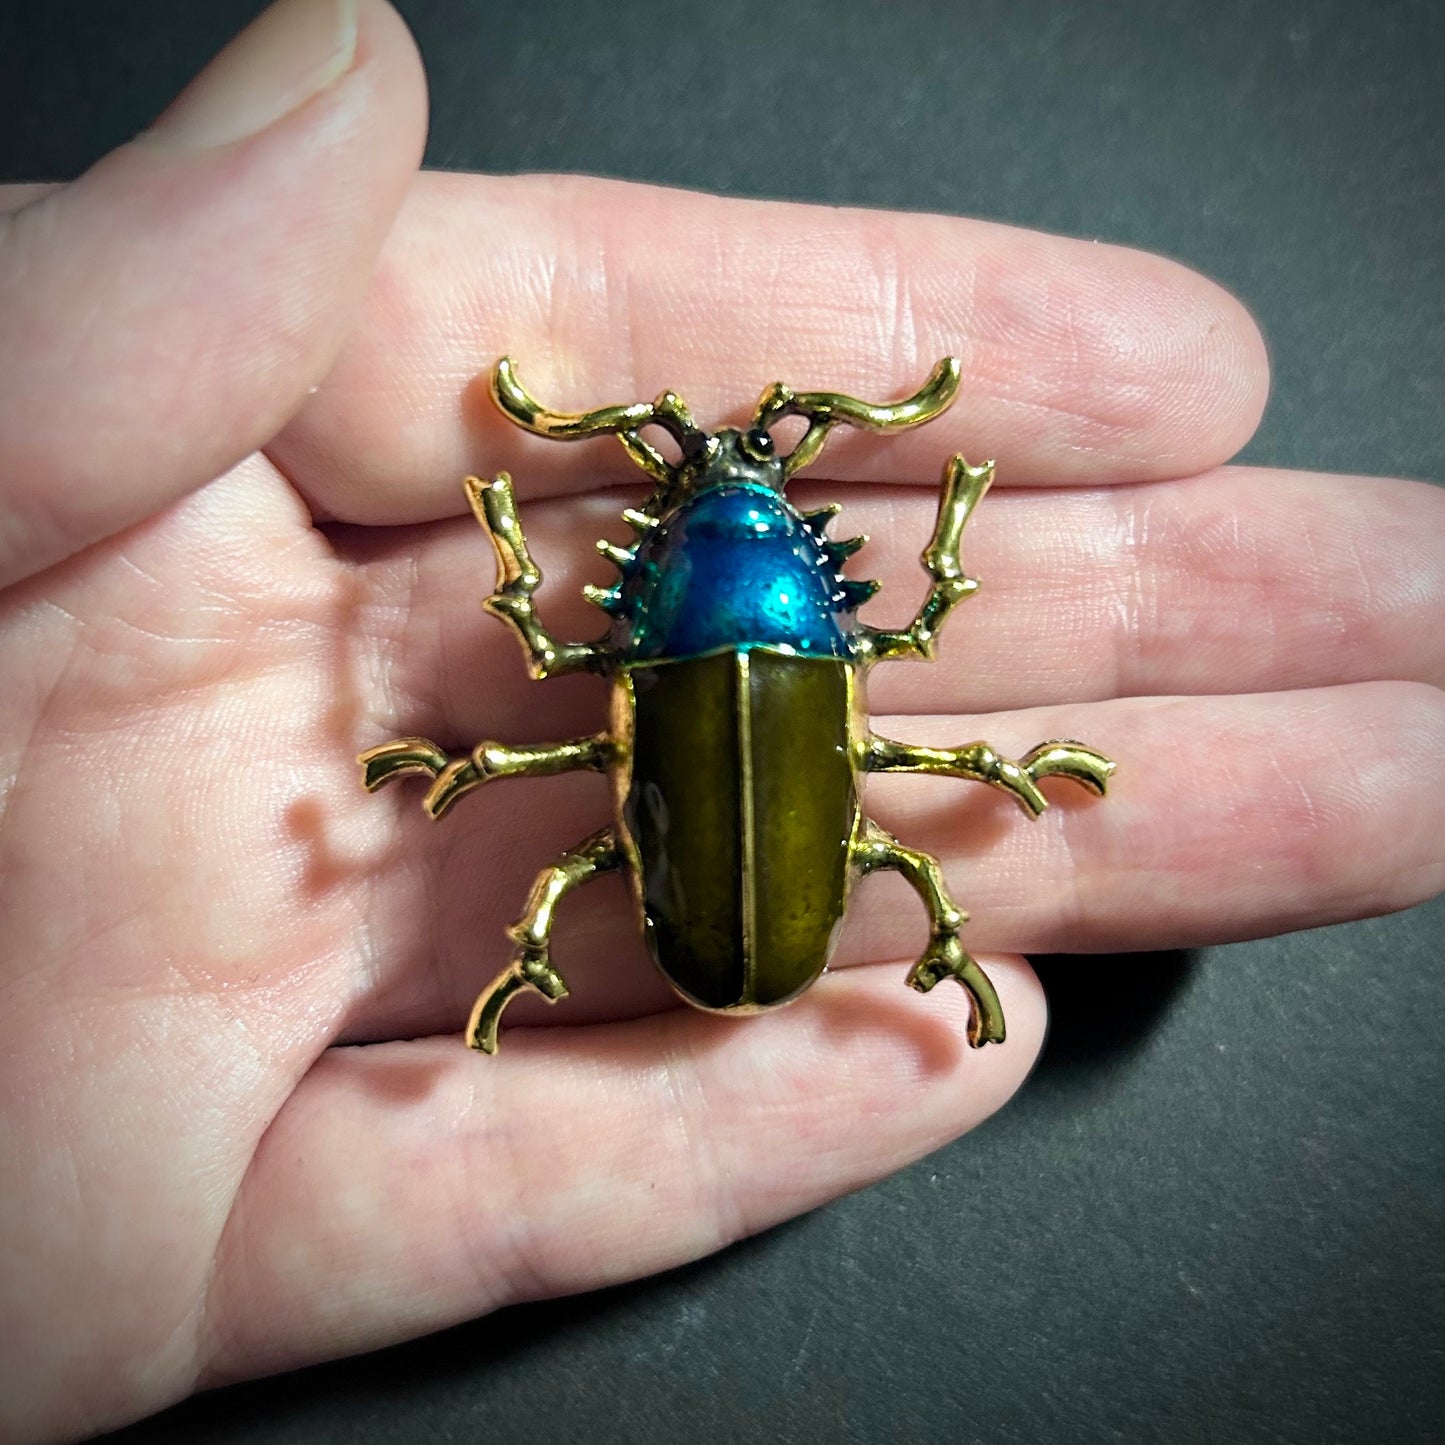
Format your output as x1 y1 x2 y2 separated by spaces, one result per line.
0 1 1441 1439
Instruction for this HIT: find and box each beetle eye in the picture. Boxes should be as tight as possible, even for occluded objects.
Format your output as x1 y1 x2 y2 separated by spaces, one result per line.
741 428 775 461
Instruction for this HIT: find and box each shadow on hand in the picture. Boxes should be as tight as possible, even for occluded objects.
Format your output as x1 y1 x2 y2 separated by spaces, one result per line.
101 949 1193 1445
101 1228 801 1444
101 961 1194 1444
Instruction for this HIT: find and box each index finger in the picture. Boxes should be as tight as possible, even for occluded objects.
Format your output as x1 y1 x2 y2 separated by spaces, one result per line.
274 171 1269 524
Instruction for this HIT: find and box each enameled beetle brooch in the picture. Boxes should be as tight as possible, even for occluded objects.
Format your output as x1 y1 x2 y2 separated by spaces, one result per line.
360 357 1114 1053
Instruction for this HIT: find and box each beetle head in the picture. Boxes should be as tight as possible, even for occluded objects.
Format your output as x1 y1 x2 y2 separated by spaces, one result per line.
672 424 785 496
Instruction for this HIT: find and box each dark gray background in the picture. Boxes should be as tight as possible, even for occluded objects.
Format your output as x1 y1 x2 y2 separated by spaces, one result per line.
2 1 1441 1442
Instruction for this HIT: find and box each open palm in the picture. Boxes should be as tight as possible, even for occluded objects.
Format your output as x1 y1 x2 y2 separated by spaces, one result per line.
2 3 1441 1441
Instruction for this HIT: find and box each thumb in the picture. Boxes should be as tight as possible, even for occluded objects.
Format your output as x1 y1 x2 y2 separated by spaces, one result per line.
0 0 427 590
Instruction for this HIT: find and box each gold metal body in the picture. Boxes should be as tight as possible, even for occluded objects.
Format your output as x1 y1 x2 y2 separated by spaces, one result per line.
361 359 1114 1053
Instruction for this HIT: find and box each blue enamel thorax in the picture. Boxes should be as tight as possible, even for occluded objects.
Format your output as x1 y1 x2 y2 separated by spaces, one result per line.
592 429 878 662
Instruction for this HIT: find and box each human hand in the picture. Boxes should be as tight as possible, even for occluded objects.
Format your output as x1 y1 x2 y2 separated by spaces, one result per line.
2 1 1441 1440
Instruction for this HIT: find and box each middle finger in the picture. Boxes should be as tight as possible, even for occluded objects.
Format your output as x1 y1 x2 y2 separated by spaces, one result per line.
271 171 1269 524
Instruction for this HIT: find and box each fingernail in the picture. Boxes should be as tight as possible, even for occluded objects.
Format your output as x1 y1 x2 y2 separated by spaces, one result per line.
142 0 359 152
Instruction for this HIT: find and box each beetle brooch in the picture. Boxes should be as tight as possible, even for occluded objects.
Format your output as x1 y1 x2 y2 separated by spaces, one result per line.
360 356 1114 1053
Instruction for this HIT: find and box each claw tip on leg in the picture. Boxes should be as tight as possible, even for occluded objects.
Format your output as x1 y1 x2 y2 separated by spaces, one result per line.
466 1006 501 1055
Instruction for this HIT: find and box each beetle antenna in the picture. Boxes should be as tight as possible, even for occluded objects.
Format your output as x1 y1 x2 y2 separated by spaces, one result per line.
751 356 962 480
491 358 711 490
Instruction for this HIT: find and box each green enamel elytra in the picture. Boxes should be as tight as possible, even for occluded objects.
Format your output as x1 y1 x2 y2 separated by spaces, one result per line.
621 649 856 1012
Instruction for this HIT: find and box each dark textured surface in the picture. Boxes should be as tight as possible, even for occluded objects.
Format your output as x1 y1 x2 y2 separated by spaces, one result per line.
2 1 1441 1442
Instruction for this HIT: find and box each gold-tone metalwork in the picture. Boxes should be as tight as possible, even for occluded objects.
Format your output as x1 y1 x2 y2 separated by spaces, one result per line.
359 733 613 819
492 355 963 496
620 506 659 533
491 357 704 487
359 357 1116 1054
751 356 962 478
466 827 623 1054
465 474 602 678
849 819 1005 1046
596 539 634 569
857 453 991 665
864 736 1114 817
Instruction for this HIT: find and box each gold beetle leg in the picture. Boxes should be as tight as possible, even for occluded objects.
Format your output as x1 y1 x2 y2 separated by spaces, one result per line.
466 473 606 679
467 826 622 1054
359 733 613 820
850 820 1005 1047
864 735 1115 817
858 454 993 666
